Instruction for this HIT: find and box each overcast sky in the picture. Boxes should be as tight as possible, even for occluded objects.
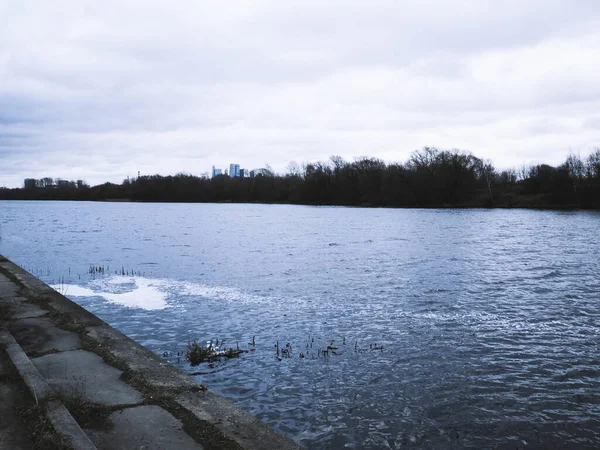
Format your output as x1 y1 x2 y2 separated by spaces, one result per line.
2 1 600 187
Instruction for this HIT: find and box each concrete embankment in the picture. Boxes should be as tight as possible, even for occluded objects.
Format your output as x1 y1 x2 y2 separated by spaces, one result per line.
0 254 302 450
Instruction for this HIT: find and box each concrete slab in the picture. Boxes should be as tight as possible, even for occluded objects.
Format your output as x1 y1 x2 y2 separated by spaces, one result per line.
0 280 18 298
86 405 203 450
33 350 143 406
0 351 35 450
176 390 303 450
1 334 97 450
86 325 201 392
0 384 34 450
10 317 80 356
0 329 55 403
0 354 10 376
13 302 49 319
0 296 17 325
46 400 97 450
0 262 68 299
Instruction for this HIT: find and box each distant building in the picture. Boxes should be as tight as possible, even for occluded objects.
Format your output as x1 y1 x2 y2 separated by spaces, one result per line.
57 179 70 187
229 163 241 178
77 180 85 189
24 178 37 189
211 166 223 178
239 168 246 178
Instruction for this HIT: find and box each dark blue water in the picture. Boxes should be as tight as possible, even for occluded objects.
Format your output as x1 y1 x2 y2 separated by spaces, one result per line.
1 201 600 449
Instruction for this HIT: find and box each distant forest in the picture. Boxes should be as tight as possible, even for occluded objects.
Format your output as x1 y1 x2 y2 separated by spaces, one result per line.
2 148 600 209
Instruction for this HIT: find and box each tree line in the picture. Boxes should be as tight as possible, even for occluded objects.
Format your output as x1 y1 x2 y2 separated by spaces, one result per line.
2 148 600 209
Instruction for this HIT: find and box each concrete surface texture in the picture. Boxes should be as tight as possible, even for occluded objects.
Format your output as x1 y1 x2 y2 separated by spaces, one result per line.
0 351 34 450
0 274 18 298
12 301 49 319
10 316 81 355
87 405 204 450
0 328 55 403
0 255 302 450
45 400 97 450
34 350 144 406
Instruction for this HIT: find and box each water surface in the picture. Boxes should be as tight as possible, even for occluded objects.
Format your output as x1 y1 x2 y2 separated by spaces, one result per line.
1 201 599 449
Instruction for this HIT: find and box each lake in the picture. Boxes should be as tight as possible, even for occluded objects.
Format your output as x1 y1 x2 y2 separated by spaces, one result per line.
1 201 600 449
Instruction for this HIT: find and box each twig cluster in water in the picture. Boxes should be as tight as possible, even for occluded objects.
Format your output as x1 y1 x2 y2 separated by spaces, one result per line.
275 336 384 360
185 338 248 366
89 265 107 274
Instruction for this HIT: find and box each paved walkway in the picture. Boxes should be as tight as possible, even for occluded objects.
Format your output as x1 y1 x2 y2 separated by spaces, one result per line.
0 261 302 450
0 348 34 450
0 270 204 449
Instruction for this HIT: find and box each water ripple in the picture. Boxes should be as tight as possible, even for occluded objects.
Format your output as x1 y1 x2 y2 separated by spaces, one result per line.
2 203 600 449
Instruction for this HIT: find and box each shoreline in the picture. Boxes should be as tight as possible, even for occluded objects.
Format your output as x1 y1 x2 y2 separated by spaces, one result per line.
0 197 596 211
0 254 302 450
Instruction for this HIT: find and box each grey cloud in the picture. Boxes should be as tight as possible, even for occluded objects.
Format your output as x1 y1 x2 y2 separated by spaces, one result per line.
1 0 600 187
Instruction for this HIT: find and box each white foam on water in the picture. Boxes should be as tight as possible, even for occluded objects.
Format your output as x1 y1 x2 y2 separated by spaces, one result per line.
51 270 308 313
178 282 275 303
53 276 168 310
52 275 299 311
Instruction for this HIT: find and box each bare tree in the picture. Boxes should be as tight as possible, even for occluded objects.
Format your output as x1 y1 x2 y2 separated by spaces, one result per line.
517 165 533 182
499 168 517 184
587 148 600 178
286 161 302 177
329 155 346 172
263 164 275 177
564 153 585 204
408 147 439 173
476 158 496 205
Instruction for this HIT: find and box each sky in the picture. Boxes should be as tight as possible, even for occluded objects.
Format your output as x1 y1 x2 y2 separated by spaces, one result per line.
2 0 600 187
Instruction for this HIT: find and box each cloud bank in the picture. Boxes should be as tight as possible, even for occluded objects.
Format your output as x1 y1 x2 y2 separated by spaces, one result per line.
2 0 600 187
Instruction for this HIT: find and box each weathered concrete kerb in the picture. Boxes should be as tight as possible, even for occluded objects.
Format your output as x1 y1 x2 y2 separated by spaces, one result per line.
0 254 303 450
